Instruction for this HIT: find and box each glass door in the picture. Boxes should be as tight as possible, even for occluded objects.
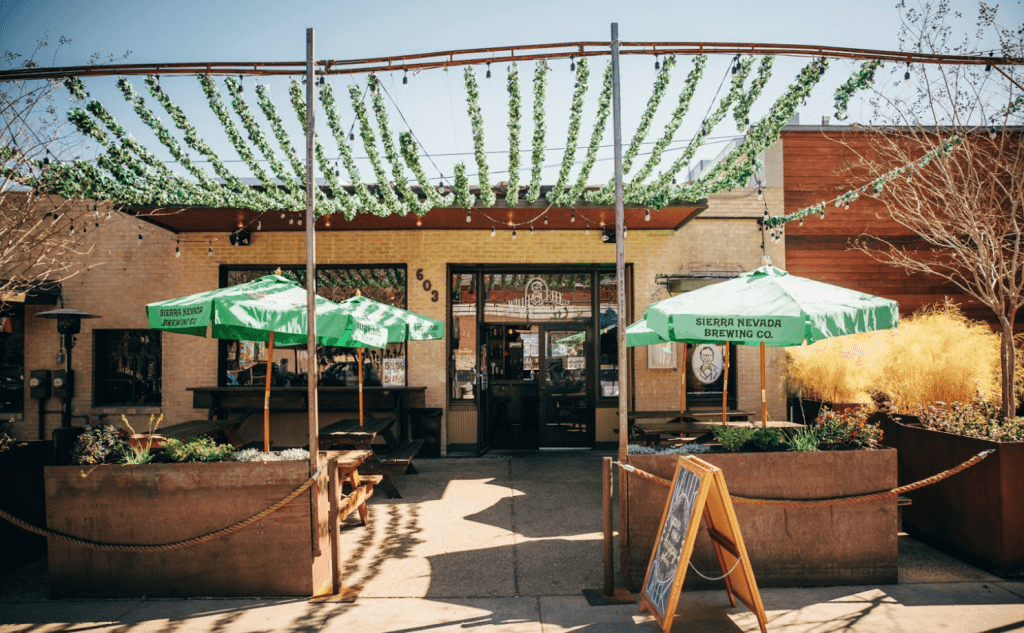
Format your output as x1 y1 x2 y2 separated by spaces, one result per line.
539 326 592 447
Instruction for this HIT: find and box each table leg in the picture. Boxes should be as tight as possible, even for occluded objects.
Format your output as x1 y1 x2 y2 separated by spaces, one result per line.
348 470 369 526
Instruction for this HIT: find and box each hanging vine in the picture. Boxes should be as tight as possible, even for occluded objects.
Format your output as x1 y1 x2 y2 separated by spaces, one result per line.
399 131 455 209
463 67 496 207
367 74 428 216
224 76 305 211
734 56 775 130
286 80 353 218
562 63 613 205
349 78 406 216
546 57 590 205
525 60 549 203
319 81 385 217
254 83 322 206
834 59 882 121
453 162 473 208
505 62 521 206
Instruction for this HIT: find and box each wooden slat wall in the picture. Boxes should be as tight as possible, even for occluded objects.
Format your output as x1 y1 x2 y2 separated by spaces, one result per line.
782 129 1018 327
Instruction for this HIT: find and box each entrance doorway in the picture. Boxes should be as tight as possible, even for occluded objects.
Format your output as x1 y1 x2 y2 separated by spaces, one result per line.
448 267 629 453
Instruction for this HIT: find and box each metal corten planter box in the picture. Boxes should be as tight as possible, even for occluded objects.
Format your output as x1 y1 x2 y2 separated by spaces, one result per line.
623 449 897 590
45 461 331 598
894 419 1024 578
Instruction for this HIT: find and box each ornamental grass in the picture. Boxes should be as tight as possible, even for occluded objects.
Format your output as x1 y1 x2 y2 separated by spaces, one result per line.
785 301 1022 414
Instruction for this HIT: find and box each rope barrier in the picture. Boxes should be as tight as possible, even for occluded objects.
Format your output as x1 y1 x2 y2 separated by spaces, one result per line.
0 467 324 553
690 556 744 581
615 449 995 507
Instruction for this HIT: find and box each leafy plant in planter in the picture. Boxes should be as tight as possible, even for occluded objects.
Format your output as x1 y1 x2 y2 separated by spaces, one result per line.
914 397 1024 442
709 426 787 452
71 424 127 465
814 407 883 449
163 436 235 463
0 419 14 453
120 414 163 465
787 426 820 452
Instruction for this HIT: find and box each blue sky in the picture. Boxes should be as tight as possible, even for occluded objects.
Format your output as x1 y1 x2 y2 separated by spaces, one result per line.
1 0 1019 187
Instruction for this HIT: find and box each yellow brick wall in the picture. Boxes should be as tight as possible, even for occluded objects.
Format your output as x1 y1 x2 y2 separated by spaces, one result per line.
15 184 788 450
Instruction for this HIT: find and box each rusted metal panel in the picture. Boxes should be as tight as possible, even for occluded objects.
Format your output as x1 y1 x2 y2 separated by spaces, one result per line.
0 441 51 574
896 420 1024 578
46 461 331 597
625 449 898 589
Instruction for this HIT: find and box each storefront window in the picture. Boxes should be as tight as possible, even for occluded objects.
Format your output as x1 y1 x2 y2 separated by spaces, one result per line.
450 273 477 400
483 273 592 323
94 330 162 406
0 307 24 415
221 266 407 387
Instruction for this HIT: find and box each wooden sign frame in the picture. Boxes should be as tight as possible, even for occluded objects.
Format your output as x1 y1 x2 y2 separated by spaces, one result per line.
639 455 768 633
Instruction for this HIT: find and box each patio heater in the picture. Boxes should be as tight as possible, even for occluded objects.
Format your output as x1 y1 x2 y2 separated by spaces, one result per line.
36 308 101 462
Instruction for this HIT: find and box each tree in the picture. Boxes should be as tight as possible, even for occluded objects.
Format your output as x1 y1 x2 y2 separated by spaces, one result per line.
850 0 1023 416
0 35 129 310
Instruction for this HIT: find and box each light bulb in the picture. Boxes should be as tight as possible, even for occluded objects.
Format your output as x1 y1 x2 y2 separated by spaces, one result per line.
137 233 142 243
511 228 517 240
490 225 495 238
654 54 660 71
530 225 534 236
208 244 213 256
585 224 590 236
544 215 549 225
465 209 471 223
416 217 423 227
570 211 576 223
644 209 650 222
623 227 628 239
297 217 302 225
289 215 294 225
486 63 492 79
175 245 181 258
257 221 261 230
281 211 286 219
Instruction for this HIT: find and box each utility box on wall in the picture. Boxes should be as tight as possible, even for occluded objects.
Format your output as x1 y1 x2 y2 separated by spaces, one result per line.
52 370 73 400
29 370 51 399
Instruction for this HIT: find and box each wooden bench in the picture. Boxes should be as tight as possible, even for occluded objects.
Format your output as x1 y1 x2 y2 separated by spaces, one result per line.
358 439 425 476
161 417 249 448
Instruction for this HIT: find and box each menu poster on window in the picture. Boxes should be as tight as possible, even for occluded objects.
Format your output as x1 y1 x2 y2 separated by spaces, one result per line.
383 358 405 387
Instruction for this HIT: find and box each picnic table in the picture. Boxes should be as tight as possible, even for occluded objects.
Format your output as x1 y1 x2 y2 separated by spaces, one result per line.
323 449 381 526
318 414 424 499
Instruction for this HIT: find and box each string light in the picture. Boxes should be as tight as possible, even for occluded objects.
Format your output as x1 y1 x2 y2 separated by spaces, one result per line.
175 240 181 257
403 70 408 86
486 62 492 79
654 54 660 71
757 187 763 200
585 223 590 236
137 232 143 244
281 210 286 219
297 215 302 226
324 217 331 227
570 210 576 223
644 209 650 222
529 224 534 236
465 209 472 223
511 227 517 240
256 220 261 230
570 56 576 72
416 217 423 227
208 242 213 256
623 226 628 239
289 214 294 225
905 64 911 81
544 215 549 226
490 224 495 238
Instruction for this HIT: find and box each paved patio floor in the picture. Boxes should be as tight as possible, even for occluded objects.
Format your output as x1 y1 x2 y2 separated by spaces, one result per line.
1 453 1022 632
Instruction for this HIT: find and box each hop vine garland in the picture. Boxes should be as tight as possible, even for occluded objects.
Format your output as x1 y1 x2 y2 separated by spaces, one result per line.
198 74 289 209
546 58 590 205
834 60 882 121
505 63 522 206
525 60 548 204
453 162 473 208
764 134 963 229
224 77 305 212
734 56 775 130
318 81 386 217
561 63 613 206
463 67 496 207
585 55 686 205
254 83 325 210
671 58 830 206
143 75 272 211
286 80 352 218
367 74 428 216
348 78 406 216
399 131 455 209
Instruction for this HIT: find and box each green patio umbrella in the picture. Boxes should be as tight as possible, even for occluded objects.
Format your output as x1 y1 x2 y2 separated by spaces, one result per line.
327 293 444 426
147 274 388 448
634 265 899 426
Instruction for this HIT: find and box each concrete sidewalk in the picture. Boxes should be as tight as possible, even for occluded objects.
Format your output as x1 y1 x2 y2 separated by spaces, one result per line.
2 454 1023 632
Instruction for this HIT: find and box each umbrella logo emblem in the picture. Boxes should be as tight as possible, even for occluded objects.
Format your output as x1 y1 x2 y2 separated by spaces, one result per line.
527 278 548 306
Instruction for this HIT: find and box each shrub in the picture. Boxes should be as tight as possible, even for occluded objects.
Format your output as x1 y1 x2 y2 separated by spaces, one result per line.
749 427 786 452
0 419 14 453
163 436 234 463
230 447 310 462
711 425 755 452
787 426 820 452
915 398 1024 442
120 414 163 465
814 407 882 450
72 424 126 464
785 301 1021 414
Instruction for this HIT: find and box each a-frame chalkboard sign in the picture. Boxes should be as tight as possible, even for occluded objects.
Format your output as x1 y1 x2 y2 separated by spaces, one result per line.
639 455 768 633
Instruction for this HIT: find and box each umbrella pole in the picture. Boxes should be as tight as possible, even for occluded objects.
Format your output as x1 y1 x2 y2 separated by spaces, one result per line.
680 343 687 416
264 331 275 453
721 341 730 425
358 347 364 427
760 341 767 428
